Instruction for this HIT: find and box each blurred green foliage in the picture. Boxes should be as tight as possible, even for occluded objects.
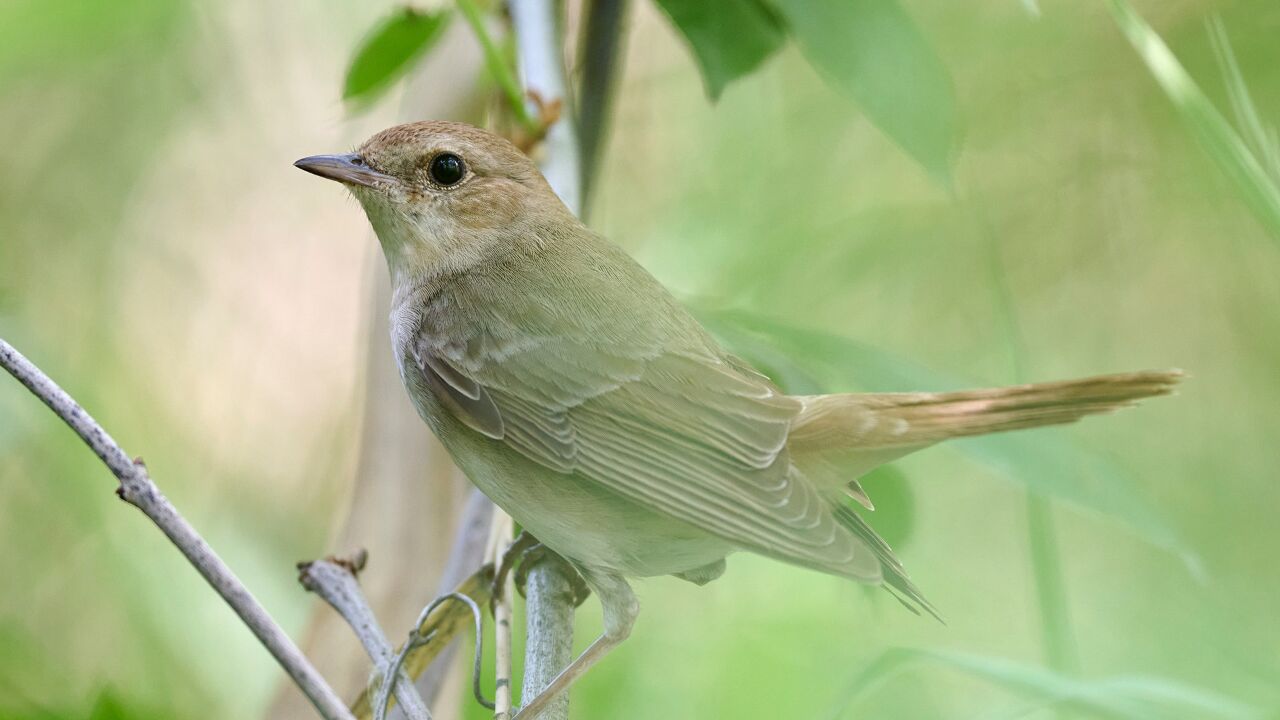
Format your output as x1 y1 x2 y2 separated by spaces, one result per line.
652 0 786 100
3 1 1280 719
1109 0 1280 245
838 648 1265 719
767 0 959 182
344 8 451 105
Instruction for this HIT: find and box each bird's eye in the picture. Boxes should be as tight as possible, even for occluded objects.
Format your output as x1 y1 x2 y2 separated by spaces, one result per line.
429 153 465 186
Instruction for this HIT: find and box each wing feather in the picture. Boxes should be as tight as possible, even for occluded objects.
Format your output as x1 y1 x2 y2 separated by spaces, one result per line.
409 239 880 579
414 345 504 439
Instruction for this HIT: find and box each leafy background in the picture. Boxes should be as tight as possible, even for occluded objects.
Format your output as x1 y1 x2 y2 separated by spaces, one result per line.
1 0 1279 718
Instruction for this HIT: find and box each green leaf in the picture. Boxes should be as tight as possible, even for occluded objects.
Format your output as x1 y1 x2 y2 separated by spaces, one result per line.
696 307 1198 569
765 0 959 183
836 648 1263 720
343 7 451 105
653 0 786 100
1109 0 1280 244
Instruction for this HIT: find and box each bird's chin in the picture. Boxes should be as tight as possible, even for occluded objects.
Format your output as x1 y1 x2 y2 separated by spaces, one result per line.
349 182 408 208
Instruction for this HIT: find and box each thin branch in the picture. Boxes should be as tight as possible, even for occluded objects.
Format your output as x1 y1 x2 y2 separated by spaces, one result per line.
298 555 431 720
376 592 489 720
487 512 517 719
0 339 355 720
981 217 1081 680
507 1 584 716
403 488 496 714
350 561 496 720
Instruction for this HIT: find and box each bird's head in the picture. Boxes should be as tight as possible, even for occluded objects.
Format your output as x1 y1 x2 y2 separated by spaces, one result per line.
295 121 571 281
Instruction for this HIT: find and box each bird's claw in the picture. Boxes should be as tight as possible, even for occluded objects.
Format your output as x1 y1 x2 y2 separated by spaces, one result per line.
513 544 591 607
490 530 539 607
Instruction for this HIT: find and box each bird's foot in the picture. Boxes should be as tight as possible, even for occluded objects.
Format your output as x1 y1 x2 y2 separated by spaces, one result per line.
513 544 591 607
490 530 539 608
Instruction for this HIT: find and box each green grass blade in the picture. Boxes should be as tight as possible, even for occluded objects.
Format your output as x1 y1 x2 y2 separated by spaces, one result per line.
1207 16 1280 182
1108 0 1280 244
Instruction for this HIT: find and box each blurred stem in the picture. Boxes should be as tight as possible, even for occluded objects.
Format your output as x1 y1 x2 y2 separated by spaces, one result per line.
576 0 629 213
1025 495 1078 673
511 0 583 214
456 0 540 134
981 213 1080 681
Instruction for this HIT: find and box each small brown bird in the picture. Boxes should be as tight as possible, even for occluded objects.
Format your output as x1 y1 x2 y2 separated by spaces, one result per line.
295 121 1180 718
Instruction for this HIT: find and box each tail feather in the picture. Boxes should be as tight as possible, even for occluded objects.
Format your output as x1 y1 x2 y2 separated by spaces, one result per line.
791 370 1183 453
797 370 1182 617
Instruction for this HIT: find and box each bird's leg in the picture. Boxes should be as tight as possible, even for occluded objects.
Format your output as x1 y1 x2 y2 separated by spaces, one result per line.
512 572 638 720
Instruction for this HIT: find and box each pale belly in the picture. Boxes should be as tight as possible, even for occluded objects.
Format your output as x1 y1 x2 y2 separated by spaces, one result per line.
401 368 735 579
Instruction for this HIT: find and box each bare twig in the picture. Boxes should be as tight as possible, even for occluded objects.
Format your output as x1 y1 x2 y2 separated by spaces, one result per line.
487 512 517 718
0 339 355 720
350 560 496 720
376 592 489 720
298 555 432 720
403 488 496 714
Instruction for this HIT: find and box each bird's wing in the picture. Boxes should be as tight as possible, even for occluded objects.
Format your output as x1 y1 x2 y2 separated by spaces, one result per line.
412 245 878 578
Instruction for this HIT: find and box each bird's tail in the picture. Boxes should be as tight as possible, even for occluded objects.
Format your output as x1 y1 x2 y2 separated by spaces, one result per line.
793 370 1182 616
790 371 1182 480
791 370 1181 454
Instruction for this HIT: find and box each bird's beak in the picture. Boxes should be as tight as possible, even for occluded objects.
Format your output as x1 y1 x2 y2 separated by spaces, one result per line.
293 153 394 189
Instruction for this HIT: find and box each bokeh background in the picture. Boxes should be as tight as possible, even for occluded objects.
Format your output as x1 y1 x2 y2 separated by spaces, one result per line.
2 1 1279 718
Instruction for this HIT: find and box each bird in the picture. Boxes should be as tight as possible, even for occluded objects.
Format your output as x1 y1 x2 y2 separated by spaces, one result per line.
295 120 1181 718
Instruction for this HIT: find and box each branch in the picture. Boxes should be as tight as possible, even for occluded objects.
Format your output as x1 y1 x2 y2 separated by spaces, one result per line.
512 0 582 216
0 339 355 720
375 592 488 720
298 555 431 720
487 512 517 719
404 488 496 713
507 1 586 716
349 560 496 720
518 553 578 720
